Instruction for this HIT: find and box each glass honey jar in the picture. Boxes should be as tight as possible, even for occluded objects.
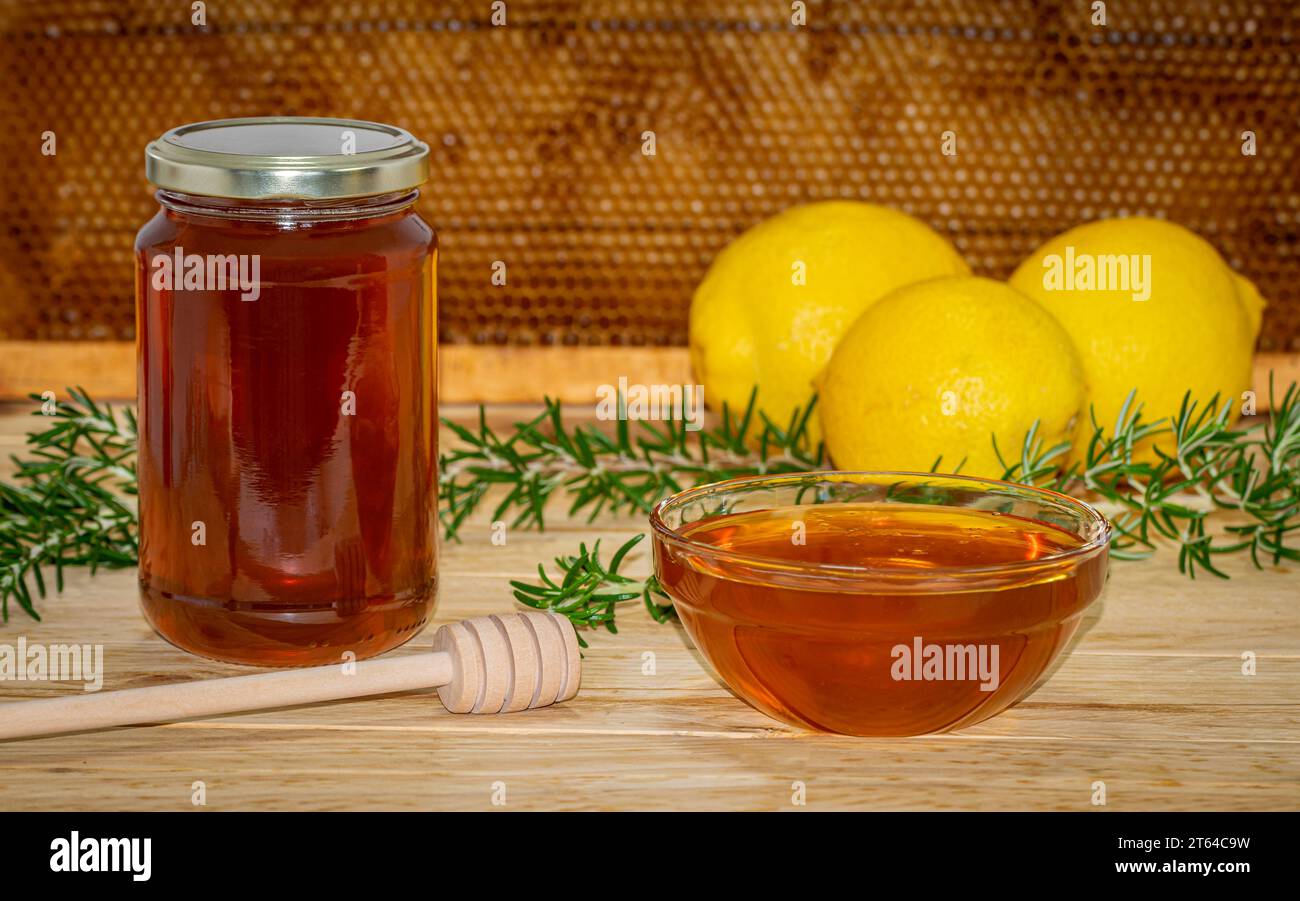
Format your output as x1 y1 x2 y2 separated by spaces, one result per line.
135 118 437 666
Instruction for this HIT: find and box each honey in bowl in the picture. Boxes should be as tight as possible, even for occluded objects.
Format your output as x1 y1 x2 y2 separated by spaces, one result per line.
651 473 1111 736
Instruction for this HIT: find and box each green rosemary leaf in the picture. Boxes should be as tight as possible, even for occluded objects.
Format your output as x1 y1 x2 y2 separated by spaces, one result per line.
607 532 645 572
0 390 138 622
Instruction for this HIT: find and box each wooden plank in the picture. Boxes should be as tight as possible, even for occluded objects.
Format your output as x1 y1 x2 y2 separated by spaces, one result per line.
0 555 1296 810
0 341 136 399
0 341 695 404
2 728 1294 812
436 345 692 404
0 399 1297 810
2 341 1295 407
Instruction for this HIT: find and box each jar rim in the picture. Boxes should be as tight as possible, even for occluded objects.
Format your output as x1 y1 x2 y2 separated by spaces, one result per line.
154 188 421 223
145 117 430 200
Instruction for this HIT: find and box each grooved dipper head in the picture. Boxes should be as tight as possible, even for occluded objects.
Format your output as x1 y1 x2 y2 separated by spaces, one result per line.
433 611 581 714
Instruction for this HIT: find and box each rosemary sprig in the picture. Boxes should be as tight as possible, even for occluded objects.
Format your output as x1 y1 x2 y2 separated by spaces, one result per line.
0 388 138 622
996 375 1300 578
439 389 823 541
510 534 673 648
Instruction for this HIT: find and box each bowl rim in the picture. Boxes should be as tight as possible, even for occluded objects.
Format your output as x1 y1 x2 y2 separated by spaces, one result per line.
648 470 1113 588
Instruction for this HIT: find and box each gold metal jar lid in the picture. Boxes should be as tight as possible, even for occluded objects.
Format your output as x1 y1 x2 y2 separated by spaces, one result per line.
145 117 430 200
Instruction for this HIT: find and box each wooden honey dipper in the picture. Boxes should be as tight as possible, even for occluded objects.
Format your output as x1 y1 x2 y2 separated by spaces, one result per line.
0 611 580 741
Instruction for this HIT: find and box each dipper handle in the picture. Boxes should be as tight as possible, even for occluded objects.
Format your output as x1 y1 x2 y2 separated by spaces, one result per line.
0 612 580 741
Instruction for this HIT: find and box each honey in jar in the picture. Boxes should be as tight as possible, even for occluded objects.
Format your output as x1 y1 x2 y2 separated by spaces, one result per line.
135 118 437 665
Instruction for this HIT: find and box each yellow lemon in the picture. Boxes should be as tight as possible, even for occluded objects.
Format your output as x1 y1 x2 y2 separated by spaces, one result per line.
689 201 969 438
817 276 1086 478
1008 218 1263 454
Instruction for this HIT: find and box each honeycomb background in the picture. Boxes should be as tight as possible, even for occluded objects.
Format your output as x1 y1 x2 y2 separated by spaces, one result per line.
0 0 1297 349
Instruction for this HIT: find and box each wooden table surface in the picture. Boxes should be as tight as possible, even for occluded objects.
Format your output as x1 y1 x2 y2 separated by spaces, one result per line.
0 402 1297 812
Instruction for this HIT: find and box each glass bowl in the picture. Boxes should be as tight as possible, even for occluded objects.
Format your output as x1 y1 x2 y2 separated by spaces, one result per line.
650 471 1111 736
